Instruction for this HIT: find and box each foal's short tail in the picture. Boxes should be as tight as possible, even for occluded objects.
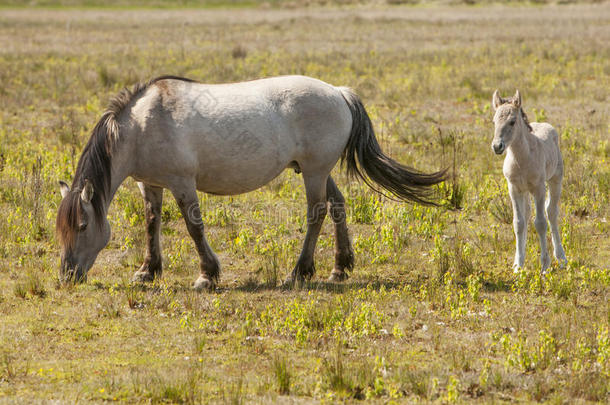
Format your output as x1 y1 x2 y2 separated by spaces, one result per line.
338 87 447 205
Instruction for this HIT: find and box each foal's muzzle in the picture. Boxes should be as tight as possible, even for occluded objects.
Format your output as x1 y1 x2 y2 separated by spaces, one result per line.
492 141 505 155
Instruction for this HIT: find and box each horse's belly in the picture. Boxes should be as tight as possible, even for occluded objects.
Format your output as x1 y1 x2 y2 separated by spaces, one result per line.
195 170 285 195
194 154 291 195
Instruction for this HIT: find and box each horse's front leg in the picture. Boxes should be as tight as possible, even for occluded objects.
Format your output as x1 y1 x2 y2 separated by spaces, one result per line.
326 176 354 282
171 183 220 291
533 184 551 273
508 183 528 272
133 183 164 282
286 174 328 284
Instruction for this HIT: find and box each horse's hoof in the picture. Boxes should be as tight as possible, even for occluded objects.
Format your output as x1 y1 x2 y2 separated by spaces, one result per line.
132 270 155 283
281 274 309 289
281 276 295 289
328 269 348 283
193 276 215 292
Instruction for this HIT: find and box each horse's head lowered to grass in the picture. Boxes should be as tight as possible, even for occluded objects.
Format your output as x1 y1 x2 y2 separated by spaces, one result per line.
56 178 111 282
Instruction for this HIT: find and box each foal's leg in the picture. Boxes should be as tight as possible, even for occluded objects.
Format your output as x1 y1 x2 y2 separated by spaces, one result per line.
286 174 328 284
171 185 220 291
533 184 551 273
508 183 528 271
326 176 354 282
546 177 567 266
133 183 164 282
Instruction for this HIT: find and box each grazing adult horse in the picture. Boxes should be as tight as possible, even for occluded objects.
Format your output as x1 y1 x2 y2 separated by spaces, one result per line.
491 89 567 273
56 75 446 289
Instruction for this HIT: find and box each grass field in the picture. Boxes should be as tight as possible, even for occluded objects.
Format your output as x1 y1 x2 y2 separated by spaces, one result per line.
0 2 609 403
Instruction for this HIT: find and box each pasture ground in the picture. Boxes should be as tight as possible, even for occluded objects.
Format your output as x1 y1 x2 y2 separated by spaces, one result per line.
0 2 609 403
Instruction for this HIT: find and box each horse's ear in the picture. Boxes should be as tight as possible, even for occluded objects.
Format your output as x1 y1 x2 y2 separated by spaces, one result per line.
80 179 94 204
59 181 70 199
513 90 522 108
492 90 502 111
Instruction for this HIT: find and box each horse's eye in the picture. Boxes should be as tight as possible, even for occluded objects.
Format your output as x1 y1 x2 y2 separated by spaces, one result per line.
78 223 87 232
509 121 515 126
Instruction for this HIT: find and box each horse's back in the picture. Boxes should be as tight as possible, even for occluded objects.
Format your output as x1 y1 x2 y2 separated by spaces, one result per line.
531 122 559 146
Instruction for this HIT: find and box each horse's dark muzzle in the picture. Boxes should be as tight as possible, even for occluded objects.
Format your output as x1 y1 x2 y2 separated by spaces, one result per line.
60 259 87 283
492 142 505 155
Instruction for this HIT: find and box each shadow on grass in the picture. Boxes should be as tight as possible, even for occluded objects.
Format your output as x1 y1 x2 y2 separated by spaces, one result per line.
71 270 514 295
86 278 199 294
234 278 403 294
482 279 512 293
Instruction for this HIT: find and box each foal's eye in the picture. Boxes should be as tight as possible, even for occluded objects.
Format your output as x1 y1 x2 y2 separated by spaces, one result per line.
78 223 87 232
509 121 515 126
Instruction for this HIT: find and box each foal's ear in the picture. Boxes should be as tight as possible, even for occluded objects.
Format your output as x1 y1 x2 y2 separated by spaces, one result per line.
80 179 94 204
513 90 522 108
492 89 503 111
59 181 70 199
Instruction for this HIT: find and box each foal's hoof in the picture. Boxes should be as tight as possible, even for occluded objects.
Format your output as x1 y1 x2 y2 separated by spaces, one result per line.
328 269 349 283
541 258 551 274
132 270 155 283
193 276 215 292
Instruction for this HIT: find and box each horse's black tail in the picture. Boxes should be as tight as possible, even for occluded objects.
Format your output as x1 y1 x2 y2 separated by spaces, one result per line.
338 87 447 205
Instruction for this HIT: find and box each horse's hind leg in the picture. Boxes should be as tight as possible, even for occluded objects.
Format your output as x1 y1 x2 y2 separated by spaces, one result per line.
326 176 354 282
171 184 220 291
546 177 567 266
133 183 164 282
286 174 328 284
533 184 551 273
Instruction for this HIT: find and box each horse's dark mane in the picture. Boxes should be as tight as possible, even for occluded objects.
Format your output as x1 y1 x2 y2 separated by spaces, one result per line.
56 75 196 249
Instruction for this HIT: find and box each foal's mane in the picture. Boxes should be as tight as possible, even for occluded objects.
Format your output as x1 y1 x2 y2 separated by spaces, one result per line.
56 75 196 249
519 108 533 132
503 95 533 132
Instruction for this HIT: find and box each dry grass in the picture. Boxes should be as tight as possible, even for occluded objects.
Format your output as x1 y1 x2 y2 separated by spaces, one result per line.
0 3 609 403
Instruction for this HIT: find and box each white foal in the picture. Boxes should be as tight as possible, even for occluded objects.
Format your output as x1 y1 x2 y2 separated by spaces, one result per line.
491 90 567 273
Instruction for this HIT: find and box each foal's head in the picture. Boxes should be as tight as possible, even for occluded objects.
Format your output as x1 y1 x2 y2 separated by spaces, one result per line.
56 179 111 283
491 89 529 155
